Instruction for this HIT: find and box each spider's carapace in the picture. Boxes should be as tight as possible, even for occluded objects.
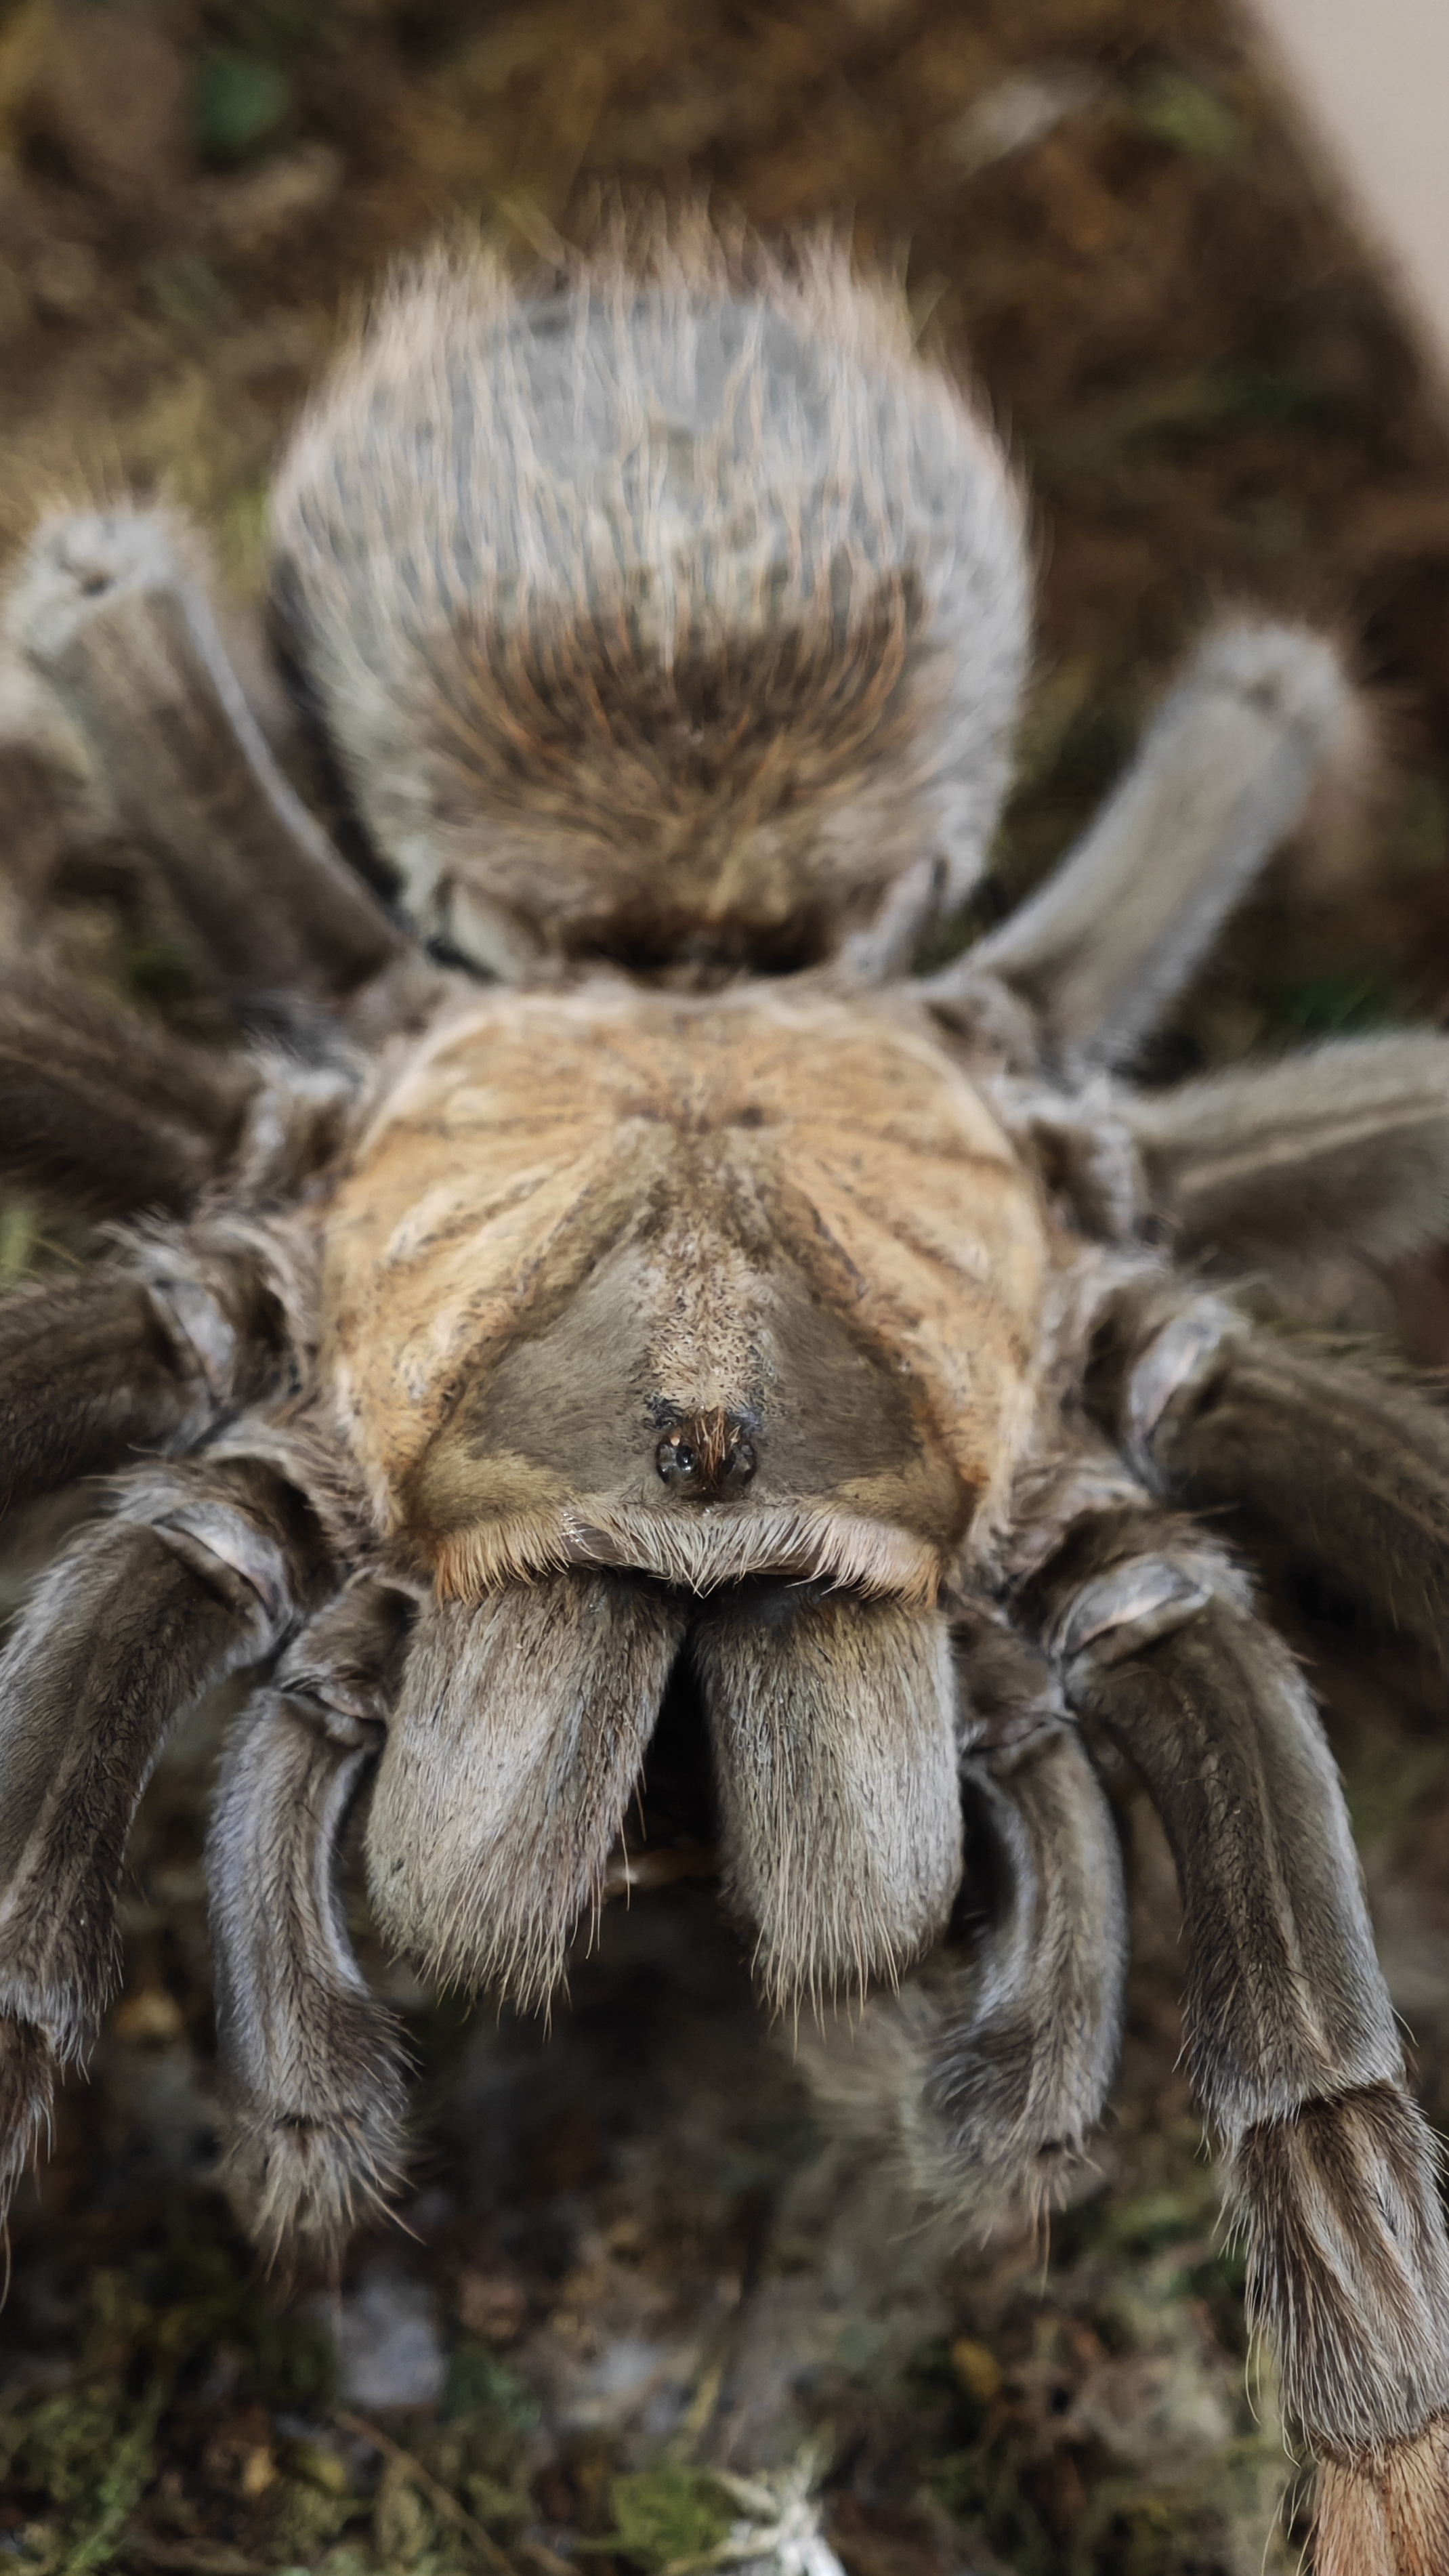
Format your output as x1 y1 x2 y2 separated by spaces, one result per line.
326 979 1049 1605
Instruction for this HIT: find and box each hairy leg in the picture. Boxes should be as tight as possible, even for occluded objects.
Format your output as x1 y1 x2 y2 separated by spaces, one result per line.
928 1611 1126 2218
838 854 945 986
0 1229 291 1517
0 1273 213 1515
0 1454 332 2215
1091 1280 1449 1669
366 1572 686 2010
0 964 259 1215
926 621 1349 1070
209 1580 413 2273
692 1584 961 2012
1127 1030 1449 1270
6 510 411 1013
809 1607 1126 2228
1019 1498 1449 2573
0 957 356 1227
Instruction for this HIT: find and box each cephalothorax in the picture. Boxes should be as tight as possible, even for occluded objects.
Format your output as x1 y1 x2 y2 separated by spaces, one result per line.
3 209 1449 2574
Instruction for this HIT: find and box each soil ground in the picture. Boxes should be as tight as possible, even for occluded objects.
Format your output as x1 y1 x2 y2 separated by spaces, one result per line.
2 3 1449 2572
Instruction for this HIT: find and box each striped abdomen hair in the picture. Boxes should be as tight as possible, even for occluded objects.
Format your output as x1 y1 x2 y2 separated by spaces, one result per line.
272 206 1029 979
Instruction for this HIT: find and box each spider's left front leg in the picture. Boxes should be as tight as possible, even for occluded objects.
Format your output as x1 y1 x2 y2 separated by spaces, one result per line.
0 1452 334 2218
1017 1498 1449 2576
208 1579 415 2271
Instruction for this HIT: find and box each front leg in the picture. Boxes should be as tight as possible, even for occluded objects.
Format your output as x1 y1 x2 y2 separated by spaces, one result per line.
0 1223 295 1521
0 1453 333 2218
209 1580 415 2273
1018 1501 1449 2575
929 1610 1127 2226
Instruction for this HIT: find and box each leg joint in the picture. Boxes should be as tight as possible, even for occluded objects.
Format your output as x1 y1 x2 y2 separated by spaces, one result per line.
1047 1548 1242 1681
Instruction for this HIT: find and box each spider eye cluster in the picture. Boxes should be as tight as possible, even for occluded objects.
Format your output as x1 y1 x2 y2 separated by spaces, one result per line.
655 1420 757 1496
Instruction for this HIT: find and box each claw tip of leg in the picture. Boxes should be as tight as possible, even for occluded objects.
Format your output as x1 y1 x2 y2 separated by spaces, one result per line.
1315 2419 1449 2576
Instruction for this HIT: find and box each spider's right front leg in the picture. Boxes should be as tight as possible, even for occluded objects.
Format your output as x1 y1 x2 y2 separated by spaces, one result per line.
1019 1498 1449 2576
0 1454 333 2218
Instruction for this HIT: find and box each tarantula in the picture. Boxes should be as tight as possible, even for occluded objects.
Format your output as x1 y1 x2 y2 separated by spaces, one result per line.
1 209 1448 2574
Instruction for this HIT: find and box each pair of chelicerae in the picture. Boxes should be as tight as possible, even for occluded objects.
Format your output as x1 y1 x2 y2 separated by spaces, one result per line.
1 213 1448 2573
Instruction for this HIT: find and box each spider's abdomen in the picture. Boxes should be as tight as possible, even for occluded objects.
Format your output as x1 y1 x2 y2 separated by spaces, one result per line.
271 217 1028 977
322 979 1048 1601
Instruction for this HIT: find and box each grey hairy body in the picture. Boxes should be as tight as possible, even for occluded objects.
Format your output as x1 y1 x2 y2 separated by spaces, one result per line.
0 205 1447 2573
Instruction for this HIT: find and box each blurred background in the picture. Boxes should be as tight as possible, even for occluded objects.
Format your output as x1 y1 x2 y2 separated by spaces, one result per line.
2 3 1449 2572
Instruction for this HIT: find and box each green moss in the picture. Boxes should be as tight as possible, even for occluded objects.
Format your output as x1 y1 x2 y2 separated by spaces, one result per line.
1098 2182 1217 2258
373 2463 436 2567
11 2292 178 2576
122 939 198 1007
1265 962 1406 1036
0 2215 350 2564
465 2467 532 2536
0 1197 38 1287
196 48 292 162
444 2339 540 2433
596 2466 739 2573
1129 65 1246 159
271 2464 360 2562
927 2442 1057 2576
16 2394 125 2514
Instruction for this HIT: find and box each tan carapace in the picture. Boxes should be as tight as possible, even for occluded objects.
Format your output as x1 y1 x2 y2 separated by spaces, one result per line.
324 977 1049 1607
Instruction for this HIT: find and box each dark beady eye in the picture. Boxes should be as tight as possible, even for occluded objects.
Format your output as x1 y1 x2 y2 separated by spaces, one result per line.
654 1415 757 1496
657 1435 700 1485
